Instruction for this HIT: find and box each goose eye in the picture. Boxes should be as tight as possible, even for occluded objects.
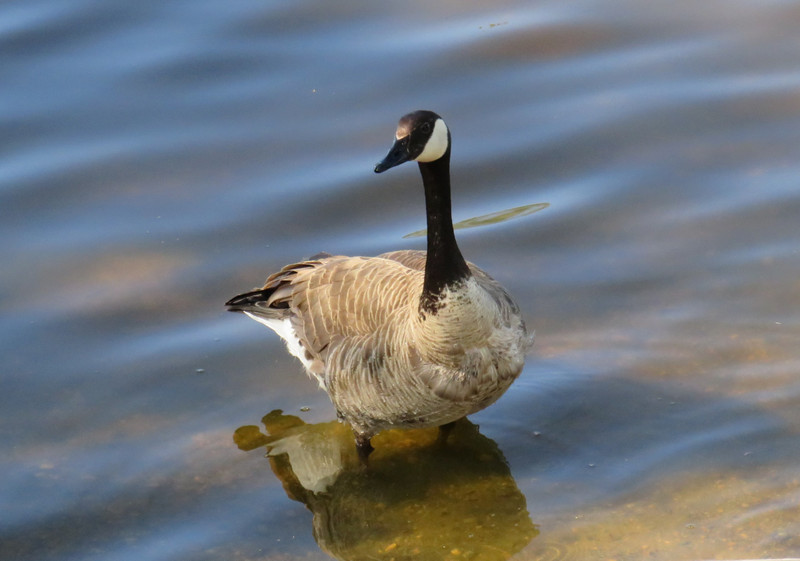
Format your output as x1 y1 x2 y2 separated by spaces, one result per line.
420 122 431 134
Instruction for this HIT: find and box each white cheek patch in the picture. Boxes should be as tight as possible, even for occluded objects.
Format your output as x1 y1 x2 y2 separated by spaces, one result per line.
415 118 449 162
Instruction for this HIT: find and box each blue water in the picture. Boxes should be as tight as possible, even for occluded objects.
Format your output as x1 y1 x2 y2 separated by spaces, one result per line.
2 1 800 560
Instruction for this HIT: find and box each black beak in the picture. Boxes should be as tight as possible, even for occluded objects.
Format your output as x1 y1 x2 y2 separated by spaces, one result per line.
374 136 411 173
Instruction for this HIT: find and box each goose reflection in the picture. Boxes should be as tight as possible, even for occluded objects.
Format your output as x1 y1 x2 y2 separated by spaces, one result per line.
234 411 538 560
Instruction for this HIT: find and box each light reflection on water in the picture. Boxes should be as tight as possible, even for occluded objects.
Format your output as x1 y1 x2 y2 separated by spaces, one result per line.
2 0 800 560
404 201 549 238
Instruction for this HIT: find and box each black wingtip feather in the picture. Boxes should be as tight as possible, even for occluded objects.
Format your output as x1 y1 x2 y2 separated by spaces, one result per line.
225 289 274 312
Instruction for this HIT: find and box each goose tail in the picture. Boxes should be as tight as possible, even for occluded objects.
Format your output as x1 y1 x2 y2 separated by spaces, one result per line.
226 288 272 311
226 251 332 315
225 288 290 319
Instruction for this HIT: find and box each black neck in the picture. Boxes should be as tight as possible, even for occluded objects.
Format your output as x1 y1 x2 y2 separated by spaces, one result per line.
418 148 471 311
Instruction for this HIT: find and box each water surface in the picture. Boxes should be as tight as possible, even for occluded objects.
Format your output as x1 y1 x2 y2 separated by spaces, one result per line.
2 0 800 560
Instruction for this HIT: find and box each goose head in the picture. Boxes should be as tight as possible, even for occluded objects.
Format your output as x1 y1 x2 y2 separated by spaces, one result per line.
372 110 471 305
374 110 450 173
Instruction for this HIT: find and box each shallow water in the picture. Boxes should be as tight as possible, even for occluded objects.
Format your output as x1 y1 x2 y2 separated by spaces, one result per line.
2 0 800 560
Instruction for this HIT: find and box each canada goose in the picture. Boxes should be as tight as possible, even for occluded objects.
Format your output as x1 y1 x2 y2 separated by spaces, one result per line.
226 110 532 461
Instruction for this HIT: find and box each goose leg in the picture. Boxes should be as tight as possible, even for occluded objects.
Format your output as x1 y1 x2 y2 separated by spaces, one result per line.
354 433 374 464
436 419 461 446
